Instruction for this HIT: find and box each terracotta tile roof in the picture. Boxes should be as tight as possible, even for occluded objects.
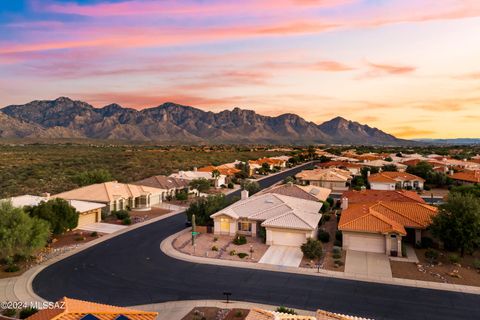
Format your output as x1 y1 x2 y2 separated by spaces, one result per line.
260 183 331 202
248 157 286 166
246 308 315 320
368 172 425 183
317 161 363 169
295 168 351 182
197 165 241 176
339 201 437 235
449 170 480 183
133 175 189 190
342 190 425 204
27 297 158 320
54 181 165 203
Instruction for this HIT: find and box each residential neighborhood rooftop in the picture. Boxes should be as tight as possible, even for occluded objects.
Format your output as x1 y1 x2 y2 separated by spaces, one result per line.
259 183 331 202
368 172 425 183
132 175 189 190
342 190 425 204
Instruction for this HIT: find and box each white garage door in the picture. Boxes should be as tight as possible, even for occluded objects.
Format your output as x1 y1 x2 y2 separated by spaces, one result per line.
78 212 97 228
269 230 306 247
344 232 385 253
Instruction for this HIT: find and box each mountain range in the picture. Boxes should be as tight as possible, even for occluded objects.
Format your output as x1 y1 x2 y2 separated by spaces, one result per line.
0 97 411 145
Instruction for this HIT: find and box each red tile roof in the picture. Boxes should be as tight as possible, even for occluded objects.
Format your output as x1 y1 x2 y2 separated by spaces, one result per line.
368 171 425 183
449 170 480 183
342 190 425 204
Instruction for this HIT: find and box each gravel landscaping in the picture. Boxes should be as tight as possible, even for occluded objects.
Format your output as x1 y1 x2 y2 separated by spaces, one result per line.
173 232 268 262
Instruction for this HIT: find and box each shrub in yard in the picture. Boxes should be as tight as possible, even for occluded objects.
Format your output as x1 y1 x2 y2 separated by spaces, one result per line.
3 309 16 317
19 307 38 319
332 246 341 254
211 246 218 251
425 248 439 264
334 259 344 267
90 231 98 237
473 259 480 269
74 236 86 241
4 264 20 273
237 253 248 259
235 310 243 317
333 239 342 247
332 253 341 260
421 237 434 249
276 306 297 315
213 236 218 242
448 253 460 264
175 191 188 201
122 217 132 225
114 210 130 220
233 235 247 245
322 214 331 222
318 230 330 243
335 230 342 241
229 250 237 256
228 182 234 189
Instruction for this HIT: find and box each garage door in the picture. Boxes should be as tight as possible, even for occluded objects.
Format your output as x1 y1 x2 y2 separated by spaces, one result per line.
344 232 385 253
78 212 97 228
269 230 306 247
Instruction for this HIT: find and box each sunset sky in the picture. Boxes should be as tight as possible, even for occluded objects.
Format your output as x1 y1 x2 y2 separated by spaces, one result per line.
1 0 480 138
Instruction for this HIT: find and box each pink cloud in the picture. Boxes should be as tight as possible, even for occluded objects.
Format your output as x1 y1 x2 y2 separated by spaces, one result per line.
367 62 416 75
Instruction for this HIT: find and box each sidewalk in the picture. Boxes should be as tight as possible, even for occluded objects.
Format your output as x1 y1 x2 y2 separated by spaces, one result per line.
162 228 480 295
0 209 186 304
133 300 317 320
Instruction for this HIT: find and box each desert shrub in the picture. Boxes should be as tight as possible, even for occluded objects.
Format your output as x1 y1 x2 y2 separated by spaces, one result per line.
332 253 341 259
276 307 297 315
228 182 234 189
90 231 98 237
122 217 132 225
229 250 237 256
213 236 218 242
211 245 218 251
4 264 20 273
233 235 247 245
448 253 460 264
334 239 342 247
332 246 341 254
237 252 248 259
335 230 342 241
3 309 16 317
175 191 188 201
421 237 434 248
334 259 344 266
473 259 480 269
318 230 330 243
19 307 38 319
235 310 243 317
114 210 130 220
425 248 439 264
27 198 79 235
322 214 331 222
74 236 86 241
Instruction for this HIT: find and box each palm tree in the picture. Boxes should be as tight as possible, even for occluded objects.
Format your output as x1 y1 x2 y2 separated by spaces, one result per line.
211 169 221 179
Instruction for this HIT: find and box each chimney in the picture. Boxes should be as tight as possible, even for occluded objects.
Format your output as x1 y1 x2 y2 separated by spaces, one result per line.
193 167 197 172
341 197 348 210
241 190 249 200
449 170 454 175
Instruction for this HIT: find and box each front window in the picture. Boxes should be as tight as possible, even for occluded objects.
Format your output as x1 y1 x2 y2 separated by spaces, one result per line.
238 221 252 232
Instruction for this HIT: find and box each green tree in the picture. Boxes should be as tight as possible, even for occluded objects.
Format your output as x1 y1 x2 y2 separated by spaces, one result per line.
185 194 229 226
72 169 113 186
211 169 221 179
283 176 295 184
0 201 50 262
27 198 79 235
301 238 323 271
450 184 480 197
430 193 480 256
406 161 433 180
241 180 261 195
189 178 211 193
382 164 398 172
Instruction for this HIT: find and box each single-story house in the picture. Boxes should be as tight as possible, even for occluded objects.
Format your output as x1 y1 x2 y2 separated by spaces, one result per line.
339 200 437 256
133 175 193 199
248 157 287 175
361 160 408 172
4 194 106 229
316 161 363 176
211 191 322 247
448 170 480 185
368 172 425 191
26 297 158 320
54 181 166 213
198 165 240 184
169 170 227 188
259 183 331 202
295 168 352 192
341 189 425 205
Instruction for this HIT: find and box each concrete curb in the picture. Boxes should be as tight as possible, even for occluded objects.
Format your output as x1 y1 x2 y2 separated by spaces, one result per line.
162 229 480 295
1 209 186 303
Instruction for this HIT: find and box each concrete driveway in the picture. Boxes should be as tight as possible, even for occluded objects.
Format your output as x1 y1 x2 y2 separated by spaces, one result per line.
79 222 127 234
259 245 303 267
345 250 392 278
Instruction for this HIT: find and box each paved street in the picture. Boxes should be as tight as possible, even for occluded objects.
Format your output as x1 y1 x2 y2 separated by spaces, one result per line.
31 163 480 320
